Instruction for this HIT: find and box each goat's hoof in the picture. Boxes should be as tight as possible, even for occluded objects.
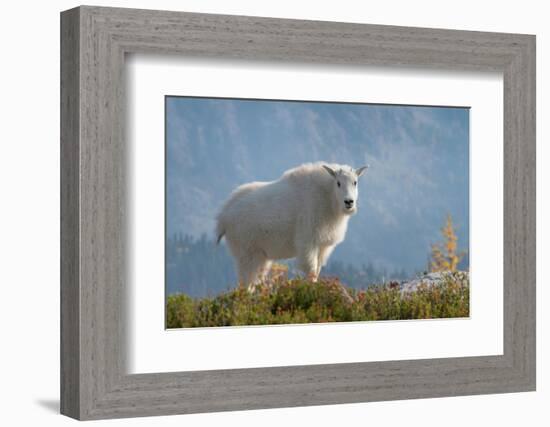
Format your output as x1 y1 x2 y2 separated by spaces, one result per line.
306 273 319 283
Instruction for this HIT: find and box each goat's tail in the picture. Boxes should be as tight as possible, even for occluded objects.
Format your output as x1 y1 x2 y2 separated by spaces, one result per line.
215 217 225 245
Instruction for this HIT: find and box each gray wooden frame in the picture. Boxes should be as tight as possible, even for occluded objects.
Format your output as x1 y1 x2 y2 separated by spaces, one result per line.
60 5 536 420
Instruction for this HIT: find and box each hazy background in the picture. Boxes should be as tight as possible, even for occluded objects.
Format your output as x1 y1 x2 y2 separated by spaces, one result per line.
166 96 469 297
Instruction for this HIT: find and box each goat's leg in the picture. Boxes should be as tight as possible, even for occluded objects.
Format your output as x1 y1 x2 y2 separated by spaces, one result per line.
259 260 273 282
237 251 269 291
296 246 319 282
316 245 335 278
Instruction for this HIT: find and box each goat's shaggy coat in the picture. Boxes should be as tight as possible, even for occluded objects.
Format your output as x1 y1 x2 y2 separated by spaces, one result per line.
216 162 367 286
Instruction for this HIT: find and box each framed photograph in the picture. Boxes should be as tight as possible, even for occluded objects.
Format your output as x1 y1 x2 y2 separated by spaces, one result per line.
61 5 536 420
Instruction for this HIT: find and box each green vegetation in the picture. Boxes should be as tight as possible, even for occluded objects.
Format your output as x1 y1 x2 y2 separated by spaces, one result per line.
166 271 469 328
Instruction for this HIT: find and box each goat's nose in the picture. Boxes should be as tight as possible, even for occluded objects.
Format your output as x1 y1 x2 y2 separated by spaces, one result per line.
345 199 354 206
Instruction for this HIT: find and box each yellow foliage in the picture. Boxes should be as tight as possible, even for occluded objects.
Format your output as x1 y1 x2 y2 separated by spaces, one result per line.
268 263 289 282
430 214 466 272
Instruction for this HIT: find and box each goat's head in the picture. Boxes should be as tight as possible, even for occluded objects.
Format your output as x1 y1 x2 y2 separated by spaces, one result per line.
323 164 368 215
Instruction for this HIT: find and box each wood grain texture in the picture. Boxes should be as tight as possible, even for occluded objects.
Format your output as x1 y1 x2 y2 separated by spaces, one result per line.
60 7 80 419
60 5 536 420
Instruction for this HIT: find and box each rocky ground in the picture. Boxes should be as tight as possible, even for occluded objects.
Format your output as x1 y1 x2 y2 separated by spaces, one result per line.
397 271 469 294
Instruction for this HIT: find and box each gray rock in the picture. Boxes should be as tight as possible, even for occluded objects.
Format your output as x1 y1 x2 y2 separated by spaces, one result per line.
399 271 469 294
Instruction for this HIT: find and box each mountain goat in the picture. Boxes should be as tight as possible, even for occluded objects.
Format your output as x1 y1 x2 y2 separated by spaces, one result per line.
216 162 368 287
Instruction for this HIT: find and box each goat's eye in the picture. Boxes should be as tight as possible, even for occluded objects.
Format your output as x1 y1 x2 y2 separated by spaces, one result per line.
354 181 357 186
337 181 341 187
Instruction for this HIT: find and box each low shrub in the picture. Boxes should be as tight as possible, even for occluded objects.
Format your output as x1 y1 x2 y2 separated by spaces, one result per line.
166 273 469 328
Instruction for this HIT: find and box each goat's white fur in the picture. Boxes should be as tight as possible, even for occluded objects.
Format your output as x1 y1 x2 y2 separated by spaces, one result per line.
216 162 368 287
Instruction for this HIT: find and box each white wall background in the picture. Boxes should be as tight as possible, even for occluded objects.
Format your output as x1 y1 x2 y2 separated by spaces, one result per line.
0 0 546 425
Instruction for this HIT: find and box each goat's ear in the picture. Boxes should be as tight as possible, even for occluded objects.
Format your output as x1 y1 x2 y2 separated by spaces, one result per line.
355 165 369 177
322 165 337 178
